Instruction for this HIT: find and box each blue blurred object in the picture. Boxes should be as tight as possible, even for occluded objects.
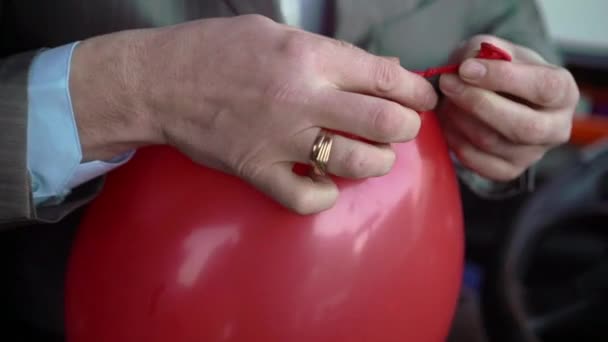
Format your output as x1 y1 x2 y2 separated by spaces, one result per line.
463 262 483 292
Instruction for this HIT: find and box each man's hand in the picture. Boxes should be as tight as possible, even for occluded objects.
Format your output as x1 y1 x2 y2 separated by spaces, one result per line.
70 15 436 214
438 35 579 181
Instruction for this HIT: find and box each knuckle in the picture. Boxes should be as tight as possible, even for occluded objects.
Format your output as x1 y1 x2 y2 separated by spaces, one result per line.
497 165 523 182
495 62 516 85
569 74 581 105
537 68 569 106
415 84 438 110
557 68 580 106
373 105 421 141
555 117 573 144
547 115 572 146
476 130 501 152
342 145 370 177
516 117 551 144
370 102 401 139
517 149 544 168
333 39 356 50
242 14 274 26
280 31 314 65
372 60 399 93
469 91 493 115
451 141 471 165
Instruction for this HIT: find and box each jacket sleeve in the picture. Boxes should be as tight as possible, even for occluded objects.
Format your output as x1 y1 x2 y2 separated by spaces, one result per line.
0 0 111 229
0 51 106 229
0 52 37 225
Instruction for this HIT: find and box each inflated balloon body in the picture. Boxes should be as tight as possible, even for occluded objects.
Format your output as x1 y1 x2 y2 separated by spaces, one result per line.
66 111 464 342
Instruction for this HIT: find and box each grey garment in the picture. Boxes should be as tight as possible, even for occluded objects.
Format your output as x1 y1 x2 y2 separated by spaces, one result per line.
0 52 35 225
298 0 326 33
279 0 327 33
456 161 536 199
0 0 561 227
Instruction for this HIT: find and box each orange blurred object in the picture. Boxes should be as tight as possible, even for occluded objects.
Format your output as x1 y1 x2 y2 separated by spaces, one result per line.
65 111 464 342
570 116 608 146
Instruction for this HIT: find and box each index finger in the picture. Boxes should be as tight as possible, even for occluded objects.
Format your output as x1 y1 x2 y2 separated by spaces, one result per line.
458 59 578 109
319 40 438 112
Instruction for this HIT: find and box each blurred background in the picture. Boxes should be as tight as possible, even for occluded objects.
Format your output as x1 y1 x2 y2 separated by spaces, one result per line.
538 0 608 146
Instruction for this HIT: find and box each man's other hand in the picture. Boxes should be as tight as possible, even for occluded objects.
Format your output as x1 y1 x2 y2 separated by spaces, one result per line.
438 35 579 182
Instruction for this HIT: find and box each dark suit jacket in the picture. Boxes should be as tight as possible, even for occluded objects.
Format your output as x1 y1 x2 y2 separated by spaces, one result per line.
0 0 560 226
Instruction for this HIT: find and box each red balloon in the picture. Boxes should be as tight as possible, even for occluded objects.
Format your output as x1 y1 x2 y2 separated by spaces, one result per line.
65 111 464 342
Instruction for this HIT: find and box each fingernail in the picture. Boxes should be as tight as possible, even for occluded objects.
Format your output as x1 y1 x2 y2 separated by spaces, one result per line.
460 60 486 80
440 75 464 94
